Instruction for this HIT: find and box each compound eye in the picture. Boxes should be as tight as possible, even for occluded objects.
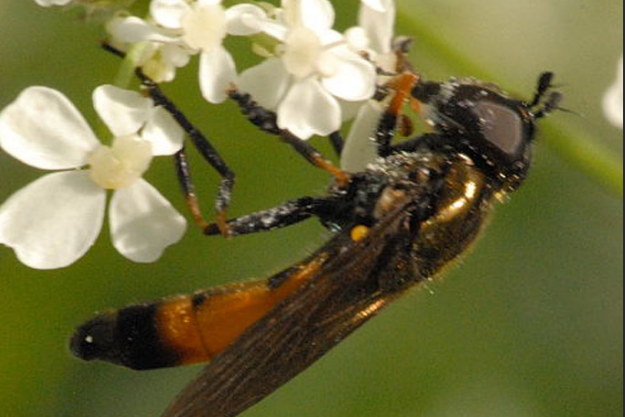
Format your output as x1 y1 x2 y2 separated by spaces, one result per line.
473 101 526 157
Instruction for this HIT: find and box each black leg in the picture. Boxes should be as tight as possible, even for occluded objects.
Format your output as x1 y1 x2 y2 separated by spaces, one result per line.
204 197 335 237
101 42 126 59
328 132 344 157
280 132 350 186
100 43 238 235
174 148 212 230
228 89 350 187
137 72 235 235
102 42 349 236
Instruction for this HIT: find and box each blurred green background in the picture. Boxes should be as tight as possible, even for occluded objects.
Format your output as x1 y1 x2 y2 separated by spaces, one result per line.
0 0 622 416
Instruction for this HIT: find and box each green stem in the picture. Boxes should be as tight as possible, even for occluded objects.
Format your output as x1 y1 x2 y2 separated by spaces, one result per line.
112 42 150 88
543 122 623 197
397 9 624 198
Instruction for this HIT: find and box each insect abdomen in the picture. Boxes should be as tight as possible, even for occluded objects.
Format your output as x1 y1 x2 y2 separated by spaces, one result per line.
70 303 182 370
71 258 325 370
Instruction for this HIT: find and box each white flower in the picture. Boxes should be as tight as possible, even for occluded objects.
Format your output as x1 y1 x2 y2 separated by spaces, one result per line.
341 100 384 172
34 0 72 6
0 86 187 269
360 0 392 13
355 0 396 60
107 16 193 84
109 0 266 102
603 56 623 129
35 0 132 8
239 0 377 140
342 0 397 172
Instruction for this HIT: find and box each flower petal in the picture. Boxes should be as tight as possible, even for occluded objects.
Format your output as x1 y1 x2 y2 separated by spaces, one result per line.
110 179 187 263
34 0 72 6
141 107 185 156
283 0 335 33
345 27 371 51
141 44 191 84
258 19 289 41
0 87 99 170
359 0 396 54
150 0 191 30
603 56 624 128
317 28 344 46
278 78 341 139
340 98 366 122
93 85 154 137
0 171 105 269
360 0 391 13
199 46 238 104
322 51 377 101
161 43 192 68
341 101 383 172
181 3 228 51
107 16 176 44
239 58 291 110
226 4 266 36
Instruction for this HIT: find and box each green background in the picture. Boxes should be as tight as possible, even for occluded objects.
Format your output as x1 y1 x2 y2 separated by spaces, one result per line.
0 0 622 416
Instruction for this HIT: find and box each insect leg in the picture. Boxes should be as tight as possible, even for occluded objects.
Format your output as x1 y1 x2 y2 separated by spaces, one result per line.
174 148 211 231
228 89 350 187
386 133 443 154
137 72 235 236
375 72 420 157
280 131 350 187
328 131 344 157
203 197 336 237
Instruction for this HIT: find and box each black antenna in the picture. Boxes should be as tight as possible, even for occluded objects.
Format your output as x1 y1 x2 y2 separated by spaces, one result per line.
529 72 555 107
535 91 565 119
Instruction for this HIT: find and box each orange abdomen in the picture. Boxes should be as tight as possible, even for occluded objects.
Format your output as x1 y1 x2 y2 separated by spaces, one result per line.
70 258 323 370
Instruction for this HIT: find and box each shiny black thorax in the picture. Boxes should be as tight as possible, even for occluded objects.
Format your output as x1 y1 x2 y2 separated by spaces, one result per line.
314 74 561 282
319 148 496 283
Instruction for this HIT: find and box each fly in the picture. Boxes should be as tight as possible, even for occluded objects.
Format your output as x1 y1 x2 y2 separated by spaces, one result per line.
71 44 562 417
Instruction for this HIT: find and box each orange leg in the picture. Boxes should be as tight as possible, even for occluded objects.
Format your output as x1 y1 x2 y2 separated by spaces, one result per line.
377 72 420 156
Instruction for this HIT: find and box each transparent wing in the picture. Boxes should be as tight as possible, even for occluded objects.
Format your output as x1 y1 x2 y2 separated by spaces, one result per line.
161 204 415 417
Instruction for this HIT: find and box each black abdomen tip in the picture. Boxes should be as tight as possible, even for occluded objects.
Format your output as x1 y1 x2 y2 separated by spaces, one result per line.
70 312 118 362
70 304 180 371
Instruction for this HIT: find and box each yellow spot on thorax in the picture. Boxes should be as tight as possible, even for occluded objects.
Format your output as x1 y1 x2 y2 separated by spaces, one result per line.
351 225 370 242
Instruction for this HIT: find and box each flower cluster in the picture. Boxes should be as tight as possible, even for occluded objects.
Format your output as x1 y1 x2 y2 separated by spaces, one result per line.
107 0 394 138
0 0 396 269
0 86 187 269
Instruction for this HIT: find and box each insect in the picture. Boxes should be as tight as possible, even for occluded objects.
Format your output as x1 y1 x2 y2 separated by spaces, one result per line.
70 44 562 417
